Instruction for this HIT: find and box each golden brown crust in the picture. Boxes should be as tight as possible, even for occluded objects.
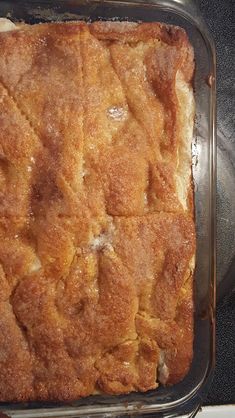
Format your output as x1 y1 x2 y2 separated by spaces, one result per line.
0 21 195 402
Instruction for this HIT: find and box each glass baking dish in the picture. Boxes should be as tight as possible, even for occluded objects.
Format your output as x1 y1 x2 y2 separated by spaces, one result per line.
0 0 216 417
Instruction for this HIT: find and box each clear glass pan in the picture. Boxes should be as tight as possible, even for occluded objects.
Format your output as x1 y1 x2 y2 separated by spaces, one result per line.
0 1 216 417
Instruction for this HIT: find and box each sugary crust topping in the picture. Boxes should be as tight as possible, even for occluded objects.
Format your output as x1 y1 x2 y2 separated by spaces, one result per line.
0 20 195 401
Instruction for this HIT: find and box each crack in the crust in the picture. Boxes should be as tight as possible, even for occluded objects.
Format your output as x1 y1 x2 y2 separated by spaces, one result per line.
136 311 162 326
0 247 39 298
94 336 140 368
8 279 29 344
9 293 29 342
96 251 101 304
110 210 186 218
0 257 10 288
55 248 78 296
103 242 142 368
174 268 193 315
0 261 11 298
7 288 37 395
0 79 44 150
109 116 131 147
108 49 160 162
14 62 35 91
143 164 151 209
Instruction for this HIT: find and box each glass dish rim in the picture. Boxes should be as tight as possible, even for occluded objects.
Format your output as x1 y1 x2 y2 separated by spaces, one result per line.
0 0 216 416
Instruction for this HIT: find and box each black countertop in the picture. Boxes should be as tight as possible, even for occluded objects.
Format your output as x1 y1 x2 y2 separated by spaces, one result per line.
196 0 235 406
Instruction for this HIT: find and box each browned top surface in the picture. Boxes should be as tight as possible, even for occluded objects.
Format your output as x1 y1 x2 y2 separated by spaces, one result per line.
0 21 195 402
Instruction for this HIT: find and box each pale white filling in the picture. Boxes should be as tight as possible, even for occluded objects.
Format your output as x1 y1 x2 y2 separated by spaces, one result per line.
175 71 195 210
91 232 114 252
0 18 17 32
107 106 127 121
143 192 148 205
158 350 169 385
29 256 42 273
189 255 195 272
90 221 115 252
91 234 109 250
81 168 89 178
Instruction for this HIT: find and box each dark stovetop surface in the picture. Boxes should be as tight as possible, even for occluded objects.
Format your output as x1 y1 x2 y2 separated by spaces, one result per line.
196 0 235 406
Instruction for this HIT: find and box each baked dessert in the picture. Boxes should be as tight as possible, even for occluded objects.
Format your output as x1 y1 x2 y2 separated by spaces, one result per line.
0 18 195 402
